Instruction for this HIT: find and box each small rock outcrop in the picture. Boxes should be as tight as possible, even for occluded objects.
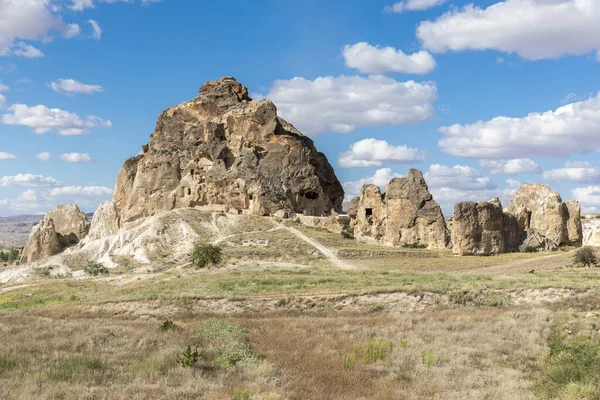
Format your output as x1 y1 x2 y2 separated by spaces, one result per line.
349 169 450 249
507 184 582 250
20 204 90 263
112 77 344 225
452 198 521 256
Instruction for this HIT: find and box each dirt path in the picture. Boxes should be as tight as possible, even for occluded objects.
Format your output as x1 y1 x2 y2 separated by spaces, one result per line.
466 251 572 276
278 224 356 270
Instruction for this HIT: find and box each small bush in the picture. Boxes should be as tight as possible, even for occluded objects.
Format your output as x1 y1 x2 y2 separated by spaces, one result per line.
159 319 177 332
574 247 598 268
84 261 109 276
522 246 538 253
341 225 354 239
0 356 17 377
191 244 222 269
197 320 259 369
0 247 20 264
421 350 436 370
177 345 199 368
344 338 393 370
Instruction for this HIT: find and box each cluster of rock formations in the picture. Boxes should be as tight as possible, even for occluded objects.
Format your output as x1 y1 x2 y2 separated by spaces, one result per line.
348 173 582 255
450 185 582 255
347 169 450 249
17 77 587 265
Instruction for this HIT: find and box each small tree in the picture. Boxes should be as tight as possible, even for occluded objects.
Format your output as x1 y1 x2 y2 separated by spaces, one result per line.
84 261 109 276
191 244 222 269
574 246 598 268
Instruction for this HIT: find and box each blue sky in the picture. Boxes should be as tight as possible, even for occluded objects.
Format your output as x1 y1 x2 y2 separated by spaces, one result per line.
2 0 600 216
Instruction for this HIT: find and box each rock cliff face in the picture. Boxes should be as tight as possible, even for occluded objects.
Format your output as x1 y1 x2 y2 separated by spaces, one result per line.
349 169 450 249
452 198 521 256
112 77 344 224
20 204 90 263
507 184 581 249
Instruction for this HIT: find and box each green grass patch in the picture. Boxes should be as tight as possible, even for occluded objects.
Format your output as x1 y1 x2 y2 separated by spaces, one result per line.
47 356 107 382
538 323 600 399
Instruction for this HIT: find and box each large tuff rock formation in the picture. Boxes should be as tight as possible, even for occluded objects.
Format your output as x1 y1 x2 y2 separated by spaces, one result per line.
507 184 582 249
452 198 521 256
349 169 450 249
20 204 90 263
112 77 344 224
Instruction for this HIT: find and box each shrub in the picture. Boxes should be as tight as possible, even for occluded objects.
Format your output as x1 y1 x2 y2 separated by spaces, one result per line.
341 225 354 239
522 246 538 253
574 247 598 268
421 350 436 370
0 247 20 264
197 319 259 369
191 244 222 269
177 345 199 368
159 319 177 332
343 338 393 370
84 261 109 276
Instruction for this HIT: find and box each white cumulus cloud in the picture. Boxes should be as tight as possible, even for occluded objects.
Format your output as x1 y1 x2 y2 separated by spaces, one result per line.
1 104 111 135
417 0 600 60
70 0 95 11
342 42 436 75
425 164 497 190
543 161 600 183
60 153 92 163
338 138 426 168
0 84 8 92
384 0 446 13
0 94 6 110
11 42 44 58
479 159 542 175
88 20 102 40
0 173 60 187
35 152 52 161
438 93 600 158
266 75 437 136
46 185 112 198
50 79 104 95
342 168 404 200
572 186 600 212
0 152 17 160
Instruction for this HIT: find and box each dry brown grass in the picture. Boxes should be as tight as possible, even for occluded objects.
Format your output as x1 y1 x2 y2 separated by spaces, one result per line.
0 304 557 400
2 221 600 399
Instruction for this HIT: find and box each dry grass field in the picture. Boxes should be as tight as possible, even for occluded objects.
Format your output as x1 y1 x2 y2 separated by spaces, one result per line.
2 221 600 399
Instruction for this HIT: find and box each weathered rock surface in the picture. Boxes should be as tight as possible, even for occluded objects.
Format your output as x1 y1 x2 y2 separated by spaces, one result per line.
113 77 344 225
507 184 581 249
349 169 450 249
86 201 120 241
583 217 600 247
20 204 90 263
565 200 583 246
452 198 522 256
